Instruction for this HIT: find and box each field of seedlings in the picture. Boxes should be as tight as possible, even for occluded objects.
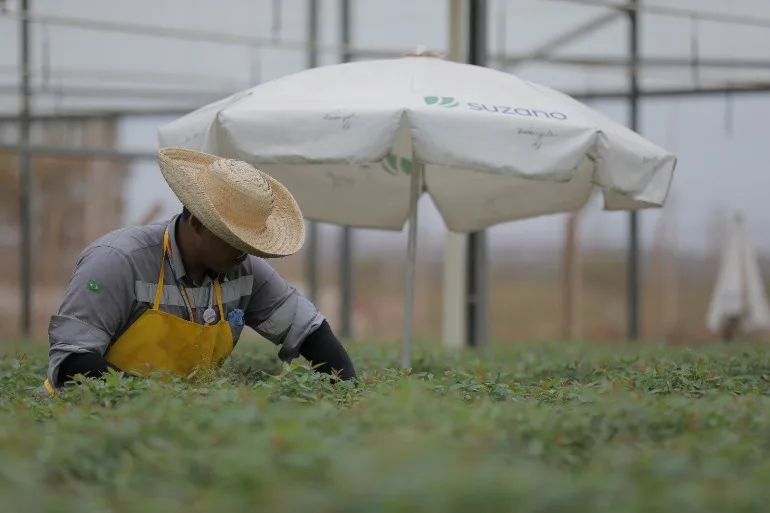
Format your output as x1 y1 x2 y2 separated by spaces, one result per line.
2 338 770 512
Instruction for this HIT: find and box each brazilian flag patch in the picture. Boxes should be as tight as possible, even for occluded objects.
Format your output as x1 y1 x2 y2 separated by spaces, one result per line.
87 279 102 294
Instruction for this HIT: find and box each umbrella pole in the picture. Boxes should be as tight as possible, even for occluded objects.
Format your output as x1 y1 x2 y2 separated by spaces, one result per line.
401 156 422 369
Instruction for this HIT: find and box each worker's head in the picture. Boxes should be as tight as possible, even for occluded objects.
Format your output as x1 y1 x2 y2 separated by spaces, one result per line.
158 148 305 268
180 207 248 274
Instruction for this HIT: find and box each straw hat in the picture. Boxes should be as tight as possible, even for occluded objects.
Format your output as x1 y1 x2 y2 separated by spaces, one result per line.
158 147 304 258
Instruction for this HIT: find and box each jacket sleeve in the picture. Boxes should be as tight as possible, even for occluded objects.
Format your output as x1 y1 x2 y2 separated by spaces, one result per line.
298 320 357 381
243 256 326 361
47 245 135 388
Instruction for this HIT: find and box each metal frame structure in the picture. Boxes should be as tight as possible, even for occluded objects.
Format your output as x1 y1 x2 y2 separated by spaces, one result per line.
6 0 770 339
338 0 354 340
304 0 320 307
627 0 641 340
18 0 31 336
450 0 770 347
466 0 489 350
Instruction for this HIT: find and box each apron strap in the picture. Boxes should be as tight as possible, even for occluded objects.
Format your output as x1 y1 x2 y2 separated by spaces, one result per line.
43 378 56 396
154 229 170 310
213 279 225 319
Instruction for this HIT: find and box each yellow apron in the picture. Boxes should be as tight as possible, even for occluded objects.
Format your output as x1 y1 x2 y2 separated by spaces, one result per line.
43 228 233 395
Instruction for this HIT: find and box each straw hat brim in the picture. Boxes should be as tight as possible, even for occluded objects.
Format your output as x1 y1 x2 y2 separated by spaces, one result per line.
158 148 305 258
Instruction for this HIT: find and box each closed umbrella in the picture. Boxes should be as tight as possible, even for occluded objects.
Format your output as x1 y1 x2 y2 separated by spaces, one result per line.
706 211 770 339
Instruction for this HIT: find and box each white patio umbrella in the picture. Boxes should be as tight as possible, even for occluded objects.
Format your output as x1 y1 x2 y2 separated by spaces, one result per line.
158 48 677 367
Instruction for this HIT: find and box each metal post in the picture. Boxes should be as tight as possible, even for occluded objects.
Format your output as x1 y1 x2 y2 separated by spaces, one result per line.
466 0 488 350
627 0 640 340
401 156 422 369
338 0 354 338
305 0 320 305
441 0 468 351
19 0 32 338
339 224 354 338
271 0 282 44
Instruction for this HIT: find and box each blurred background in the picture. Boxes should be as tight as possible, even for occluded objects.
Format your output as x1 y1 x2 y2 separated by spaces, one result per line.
1 0 769 346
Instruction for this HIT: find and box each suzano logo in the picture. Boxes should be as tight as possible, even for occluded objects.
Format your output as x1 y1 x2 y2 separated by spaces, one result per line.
423 96 460 108
381 153 412 176
423 95 568 120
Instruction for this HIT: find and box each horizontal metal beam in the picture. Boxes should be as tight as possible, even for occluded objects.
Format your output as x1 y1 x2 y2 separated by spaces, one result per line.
0 108 196 122
5 3 770 67
0 82 766 123
0 143 157 160
0 57 764 109
3 9 397 56
4 10 320 51
310 46 770 73
4 4 769 72
0 84 234 101
572 83 770 100
546 0 770 29
0 65 243 89
497 55 770 70
9 3 770 51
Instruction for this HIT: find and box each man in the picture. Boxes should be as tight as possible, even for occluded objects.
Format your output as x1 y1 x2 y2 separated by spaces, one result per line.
43 147 356 394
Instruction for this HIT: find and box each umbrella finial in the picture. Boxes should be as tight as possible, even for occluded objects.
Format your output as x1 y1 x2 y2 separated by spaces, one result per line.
404 45 444 58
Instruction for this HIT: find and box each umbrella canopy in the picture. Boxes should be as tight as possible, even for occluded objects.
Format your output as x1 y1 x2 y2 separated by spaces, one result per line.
158 50 677 368
158 51 676 234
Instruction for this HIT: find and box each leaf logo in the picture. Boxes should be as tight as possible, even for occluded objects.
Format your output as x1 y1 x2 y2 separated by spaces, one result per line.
87 279 102 294
382 154 413 176
424 96 459 108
